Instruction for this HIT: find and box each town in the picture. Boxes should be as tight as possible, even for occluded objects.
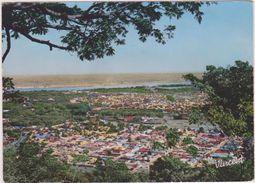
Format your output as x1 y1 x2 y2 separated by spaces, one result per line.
3 88 244 173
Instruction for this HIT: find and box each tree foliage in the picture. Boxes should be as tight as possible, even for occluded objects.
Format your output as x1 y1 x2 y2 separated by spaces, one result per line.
166 128 180 147
182 136 193 145
150 155 253 181
183 61 253 137
166 95 175 102
214 159 254 181
94 158 149 182
72 153 89 164
2 77 22 102
150 156 195 181
94 158 132 182
66 103 90 115
152 141 165 150
188 108 202 125
186 145 198 157
3 142 81 183
183 61 254 181
2 2 210 62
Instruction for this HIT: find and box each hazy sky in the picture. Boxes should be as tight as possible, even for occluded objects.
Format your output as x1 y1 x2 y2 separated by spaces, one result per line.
2 2 253 75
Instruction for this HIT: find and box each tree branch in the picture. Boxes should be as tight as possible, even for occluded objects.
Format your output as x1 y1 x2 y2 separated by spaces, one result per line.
12 2 37 9
44 7 104 20
24 10 83 36
16 28 71 51
2 28 11 63
84 3 98 13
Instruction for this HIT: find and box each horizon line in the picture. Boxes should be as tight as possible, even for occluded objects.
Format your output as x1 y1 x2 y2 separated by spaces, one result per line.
4 71 203 77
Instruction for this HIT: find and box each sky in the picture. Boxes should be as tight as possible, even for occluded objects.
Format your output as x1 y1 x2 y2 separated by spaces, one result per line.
2 1 253 75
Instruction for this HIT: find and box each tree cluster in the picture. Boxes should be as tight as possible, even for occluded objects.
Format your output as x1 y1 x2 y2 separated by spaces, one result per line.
184 61 253 137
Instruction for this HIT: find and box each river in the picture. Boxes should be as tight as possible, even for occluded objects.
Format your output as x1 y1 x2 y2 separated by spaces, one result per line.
16 81 191 92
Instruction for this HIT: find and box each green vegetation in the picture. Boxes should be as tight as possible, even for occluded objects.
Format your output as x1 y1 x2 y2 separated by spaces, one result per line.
152 141 165 150
94 158 132 182
5 142 253 182
117 122 125 131
182 137 193 145
186 145 198 157
150 156 194 181
156 87 197 93
4 129 21 139
66 103 90 121
138 124 153 131
2 77 22 102
221 155 233 161
66 103 90 115
92 86 151 93
107 122 118 133
92 85 195 94
184 61 253 137
166 128 180 147
4 102 70 126
94 158 149 182
215 159 254 181
20 91 86 102
184 60 254 180
188 109 202 125
92 86 197 94
72 154 89 164
158 84 192 87
155 125 168 131
150 155 254 182
3 142 89 183
166 95 175 102
98 108 164 118
3 91 90 126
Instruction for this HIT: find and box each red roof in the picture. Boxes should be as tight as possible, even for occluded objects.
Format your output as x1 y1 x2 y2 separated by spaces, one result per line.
215 149 229 153
201 134 209 137
139 147 149 153
6 137 16 141
131 164 138 169
125 116 134 122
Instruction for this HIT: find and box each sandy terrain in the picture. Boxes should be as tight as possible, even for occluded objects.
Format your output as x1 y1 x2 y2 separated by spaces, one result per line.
7 73 202 88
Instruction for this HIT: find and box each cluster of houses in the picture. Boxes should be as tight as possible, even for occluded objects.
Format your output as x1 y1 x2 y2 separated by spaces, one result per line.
3 90 242 172
169 128 243 167
174 98 206 114
28 121 243 172
89 92 206 113
28 122 166 172
69 97 88 104
90 93 173 111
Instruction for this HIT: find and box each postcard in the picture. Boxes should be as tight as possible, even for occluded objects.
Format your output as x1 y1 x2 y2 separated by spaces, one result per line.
2 0 254 182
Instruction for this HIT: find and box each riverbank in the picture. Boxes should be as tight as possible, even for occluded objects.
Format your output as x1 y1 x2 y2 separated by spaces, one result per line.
16 82 193 92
